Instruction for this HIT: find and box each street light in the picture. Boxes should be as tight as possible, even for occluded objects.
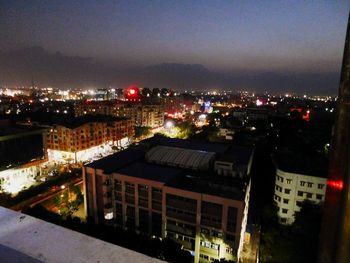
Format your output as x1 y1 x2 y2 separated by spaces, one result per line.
165 120 175 129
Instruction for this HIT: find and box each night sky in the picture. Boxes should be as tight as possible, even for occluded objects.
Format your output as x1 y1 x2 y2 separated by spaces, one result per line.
0 1 349 94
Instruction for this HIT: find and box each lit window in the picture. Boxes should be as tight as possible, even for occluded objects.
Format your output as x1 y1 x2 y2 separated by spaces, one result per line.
211 243 219 250
104 212 113 220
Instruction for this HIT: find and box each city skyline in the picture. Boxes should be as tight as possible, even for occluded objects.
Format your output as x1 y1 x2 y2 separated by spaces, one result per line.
0 1 349 94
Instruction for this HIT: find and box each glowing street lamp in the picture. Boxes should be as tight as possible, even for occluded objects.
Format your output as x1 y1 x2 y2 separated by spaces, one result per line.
165 120 175 129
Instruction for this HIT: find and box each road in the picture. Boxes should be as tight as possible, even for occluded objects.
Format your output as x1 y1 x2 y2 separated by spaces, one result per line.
11 178 83 212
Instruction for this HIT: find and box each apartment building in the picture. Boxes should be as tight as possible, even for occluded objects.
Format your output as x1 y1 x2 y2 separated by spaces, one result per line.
46 115 134 163
273 153 328 224
74 101 164 128
84 137 253 263
135 104 164 128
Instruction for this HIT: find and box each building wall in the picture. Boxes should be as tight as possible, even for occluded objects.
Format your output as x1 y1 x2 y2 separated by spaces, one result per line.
0 128 47 194
274 168 327 224
83 168 249 263
74 102 164 128
137 104 164 128
46 119 134 156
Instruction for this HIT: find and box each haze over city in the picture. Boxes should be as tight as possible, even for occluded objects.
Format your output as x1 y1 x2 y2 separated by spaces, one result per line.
1 0 349 94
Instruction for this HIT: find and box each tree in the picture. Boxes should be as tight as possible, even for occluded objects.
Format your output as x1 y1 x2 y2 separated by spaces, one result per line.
135 126 152 139
53 184 83 219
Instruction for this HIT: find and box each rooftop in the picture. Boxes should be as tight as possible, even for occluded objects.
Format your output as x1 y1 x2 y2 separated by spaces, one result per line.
146 146 216 170
117 162 183 183
86 147 145 173
166 173 247 200
0 207 162 263
142 135 229 154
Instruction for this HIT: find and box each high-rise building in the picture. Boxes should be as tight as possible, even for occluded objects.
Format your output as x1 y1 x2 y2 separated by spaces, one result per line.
83 137 253 263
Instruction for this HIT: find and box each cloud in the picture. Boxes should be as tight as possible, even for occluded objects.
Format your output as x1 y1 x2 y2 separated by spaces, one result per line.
0 47 340 95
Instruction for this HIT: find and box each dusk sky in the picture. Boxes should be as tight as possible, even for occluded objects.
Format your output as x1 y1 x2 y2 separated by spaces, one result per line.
0 1 349 94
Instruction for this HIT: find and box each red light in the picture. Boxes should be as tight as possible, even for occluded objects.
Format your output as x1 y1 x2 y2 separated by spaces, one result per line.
328 180 344 190
129 89 136 95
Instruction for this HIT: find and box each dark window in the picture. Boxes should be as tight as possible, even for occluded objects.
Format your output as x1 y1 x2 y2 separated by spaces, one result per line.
227 207 238 232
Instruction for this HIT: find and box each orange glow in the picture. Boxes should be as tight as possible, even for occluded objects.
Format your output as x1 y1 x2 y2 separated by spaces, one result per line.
328 180 344 190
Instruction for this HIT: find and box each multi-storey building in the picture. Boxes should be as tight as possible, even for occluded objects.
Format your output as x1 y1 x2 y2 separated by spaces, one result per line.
273 153 328 224
46 115 134 163
134 104 164 128
74 101 164 128
84 136 253 262
0 120 47 193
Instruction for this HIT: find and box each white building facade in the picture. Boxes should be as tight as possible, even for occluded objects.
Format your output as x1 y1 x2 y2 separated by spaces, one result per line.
274 168 327 224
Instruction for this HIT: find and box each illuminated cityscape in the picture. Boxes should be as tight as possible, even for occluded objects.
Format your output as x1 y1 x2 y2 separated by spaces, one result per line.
0 1 349 263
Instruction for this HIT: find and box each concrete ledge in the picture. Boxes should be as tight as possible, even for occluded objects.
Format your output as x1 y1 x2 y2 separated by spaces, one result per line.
0 207 162 263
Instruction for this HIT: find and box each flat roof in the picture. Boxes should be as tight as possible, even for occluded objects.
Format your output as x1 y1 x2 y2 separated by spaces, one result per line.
166 173 247 201
0 207 162 263
142 135 229 154
117 162 183 183
86 148 145 173
146 146 216 170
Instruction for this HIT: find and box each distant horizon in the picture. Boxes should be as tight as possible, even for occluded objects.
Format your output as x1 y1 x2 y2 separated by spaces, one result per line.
1 1 349 95
0 45 343 96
